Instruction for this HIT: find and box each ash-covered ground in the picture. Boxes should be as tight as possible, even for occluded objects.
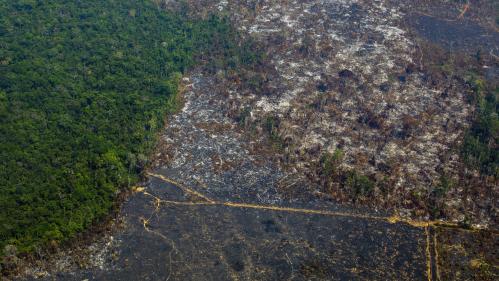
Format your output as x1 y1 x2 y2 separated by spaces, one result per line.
177 0 498 226
14 0 498 280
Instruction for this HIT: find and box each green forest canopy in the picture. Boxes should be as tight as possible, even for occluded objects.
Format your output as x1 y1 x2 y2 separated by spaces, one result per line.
0 0 255 256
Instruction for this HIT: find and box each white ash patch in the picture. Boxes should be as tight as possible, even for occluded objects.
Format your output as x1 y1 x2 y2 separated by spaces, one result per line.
217 0 228 11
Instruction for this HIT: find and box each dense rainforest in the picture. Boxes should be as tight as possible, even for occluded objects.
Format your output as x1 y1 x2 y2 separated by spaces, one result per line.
0 0 255 258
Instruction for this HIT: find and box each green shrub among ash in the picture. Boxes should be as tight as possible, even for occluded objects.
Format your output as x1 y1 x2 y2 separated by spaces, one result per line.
461 78 498 178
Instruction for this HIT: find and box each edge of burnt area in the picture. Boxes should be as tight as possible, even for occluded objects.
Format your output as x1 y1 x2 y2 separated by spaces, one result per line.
2 189 130 279
2 58 228 281
2 3 267 279
4 74 199 280
2 68 192 280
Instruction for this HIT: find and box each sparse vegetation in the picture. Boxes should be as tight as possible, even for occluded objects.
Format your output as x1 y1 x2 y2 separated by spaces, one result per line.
320 149 343 178
345 171 375 198
320 150 374 201
461 78 498 177
264 116 284 150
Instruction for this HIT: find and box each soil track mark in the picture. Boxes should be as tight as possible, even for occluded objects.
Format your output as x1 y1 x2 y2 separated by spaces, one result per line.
146 173 480 232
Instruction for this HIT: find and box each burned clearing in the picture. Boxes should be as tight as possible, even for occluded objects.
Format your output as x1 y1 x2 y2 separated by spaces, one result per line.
12 0 498 280
169 0 498 226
